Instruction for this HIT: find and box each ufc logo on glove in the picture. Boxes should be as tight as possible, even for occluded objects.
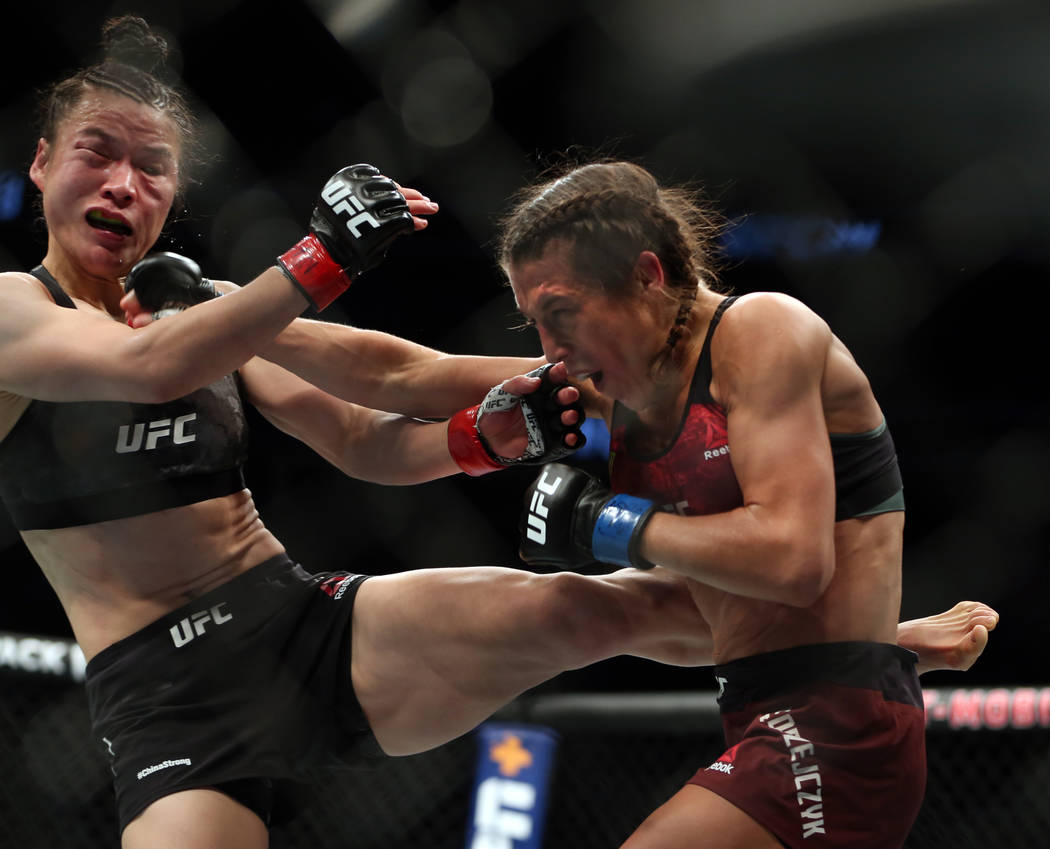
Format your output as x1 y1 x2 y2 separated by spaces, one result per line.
321 178 382 237
525 467 565 544
518 463 660 570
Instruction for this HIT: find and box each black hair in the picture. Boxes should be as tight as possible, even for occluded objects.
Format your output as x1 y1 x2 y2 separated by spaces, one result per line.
36 15 201 194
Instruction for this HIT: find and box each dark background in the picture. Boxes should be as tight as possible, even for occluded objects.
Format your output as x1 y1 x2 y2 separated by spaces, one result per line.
0 0 1046 690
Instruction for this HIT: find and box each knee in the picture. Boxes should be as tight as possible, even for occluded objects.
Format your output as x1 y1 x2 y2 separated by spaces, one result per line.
523 572 631 667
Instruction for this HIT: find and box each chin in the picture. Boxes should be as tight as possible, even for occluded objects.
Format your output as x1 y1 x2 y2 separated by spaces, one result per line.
84 243 135 275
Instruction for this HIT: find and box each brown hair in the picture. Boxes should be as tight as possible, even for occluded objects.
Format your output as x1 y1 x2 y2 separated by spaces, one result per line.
498 159 725 290
497 159 727 356
36 15 201 195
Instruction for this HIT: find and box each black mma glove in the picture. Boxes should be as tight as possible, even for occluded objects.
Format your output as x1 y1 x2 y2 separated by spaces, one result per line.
123 252 217 317
277 164 414 310
447 364 587 476
519 463 661 570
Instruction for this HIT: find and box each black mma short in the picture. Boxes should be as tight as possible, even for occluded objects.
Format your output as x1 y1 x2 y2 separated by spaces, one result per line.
84 554 378 834
688 642 926 849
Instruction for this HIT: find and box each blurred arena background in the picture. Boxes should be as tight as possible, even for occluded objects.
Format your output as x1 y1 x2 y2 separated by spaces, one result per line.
1 0 1047 846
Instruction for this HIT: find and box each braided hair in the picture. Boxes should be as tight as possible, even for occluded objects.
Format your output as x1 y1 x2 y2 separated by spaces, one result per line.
498 160 726 360
36 16 200 192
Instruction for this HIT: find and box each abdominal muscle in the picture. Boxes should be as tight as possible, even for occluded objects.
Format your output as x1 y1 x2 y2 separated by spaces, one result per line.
689 510 905 665
20 489 285 661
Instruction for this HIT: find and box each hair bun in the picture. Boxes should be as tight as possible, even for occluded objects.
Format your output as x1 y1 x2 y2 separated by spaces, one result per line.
100 15 169 76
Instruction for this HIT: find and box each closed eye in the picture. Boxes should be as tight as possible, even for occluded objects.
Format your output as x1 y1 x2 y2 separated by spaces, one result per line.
77 146 109 163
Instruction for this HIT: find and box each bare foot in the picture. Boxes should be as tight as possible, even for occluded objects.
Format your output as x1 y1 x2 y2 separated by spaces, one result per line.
897 601 1000 676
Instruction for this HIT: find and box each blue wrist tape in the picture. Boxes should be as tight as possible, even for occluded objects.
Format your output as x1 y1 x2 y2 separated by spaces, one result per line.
591 493 656 567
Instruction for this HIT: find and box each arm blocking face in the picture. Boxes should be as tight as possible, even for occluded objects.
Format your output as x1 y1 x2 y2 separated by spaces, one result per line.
123 253 216 313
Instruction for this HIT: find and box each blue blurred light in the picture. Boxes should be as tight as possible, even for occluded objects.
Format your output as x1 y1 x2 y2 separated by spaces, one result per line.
576 417 611 462
0 171 25 222
722 214 881 261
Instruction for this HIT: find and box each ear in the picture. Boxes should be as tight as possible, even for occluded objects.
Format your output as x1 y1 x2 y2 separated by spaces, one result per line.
634 250 666 292
28 138 50 192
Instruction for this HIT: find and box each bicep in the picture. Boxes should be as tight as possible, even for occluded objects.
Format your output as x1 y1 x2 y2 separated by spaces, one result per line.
727 388 834 528
240 357 361 468
0 280 146 400
719 300 835 531
241 357 454 483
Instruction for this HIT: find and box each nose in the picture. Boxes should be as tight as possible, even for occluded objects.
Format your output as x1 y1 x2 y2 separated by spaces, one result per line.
102 159 136 206
536 325 570 364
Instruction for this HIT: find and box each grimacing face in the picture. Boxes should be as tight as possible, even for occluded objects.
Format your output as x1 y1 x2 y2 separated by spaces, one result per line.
29 87 180 280
510 244 671 409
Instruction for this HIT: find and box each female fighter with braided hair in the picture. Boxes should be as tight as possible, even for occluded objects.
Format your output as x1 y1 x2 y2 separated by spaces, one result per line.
2 16 995 848
505 159 997 849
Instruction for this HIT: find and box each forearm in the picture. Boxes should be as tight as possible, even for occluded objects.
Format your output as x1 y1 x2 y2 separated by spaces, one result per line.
260 318 544 417
246 359 464 485
329 413 463 485
128 268 308 400
639 507 835 607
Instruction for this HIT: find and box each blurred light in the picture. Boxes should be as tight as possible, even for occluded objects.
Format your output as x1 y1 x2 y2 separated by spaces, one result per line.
451 0 577 74
305 0 405 42
576 417 611 463
399 56 493 148
211 187 295 280
0 170 25 221
722 214 882 261
916 154 1032 275
591 0 983 77
227 217 302 284
978 428 1050 529
308 102 424 183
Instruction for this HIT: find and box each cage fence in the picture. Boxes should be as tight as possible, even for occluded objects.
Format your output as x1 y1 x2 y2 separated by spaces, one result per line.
1 630 1047 849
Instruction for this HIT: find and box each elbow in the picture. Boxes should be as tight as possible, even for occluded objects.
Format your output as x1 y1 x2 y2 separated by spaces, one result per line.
118 339 200 403
133 368 193 404
775 542 835 608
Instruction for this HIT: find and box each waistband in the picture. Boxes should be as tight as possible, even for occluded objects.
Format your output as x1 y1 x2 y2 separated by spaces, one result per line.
712 641 921 712
85 553 298 678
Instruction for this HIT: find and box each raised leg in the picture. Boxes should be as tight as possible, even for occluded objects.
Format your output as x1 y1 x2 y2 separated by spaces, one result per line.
350 565 711 756
122 788 268 849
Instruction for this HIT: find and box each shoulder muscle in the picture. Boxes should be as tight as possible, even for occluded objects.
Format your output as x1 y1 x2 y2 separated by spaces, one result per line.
711 292 831 413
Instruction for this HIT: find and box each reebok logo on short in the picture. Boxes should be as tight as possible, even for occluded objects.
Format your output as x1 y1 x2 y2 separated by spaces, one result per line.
706 742 740 775
320 575 354 600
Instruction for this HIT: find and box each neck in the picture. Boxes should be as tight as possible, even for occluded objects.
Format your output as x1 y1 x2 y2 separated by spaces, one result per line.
41 247 125 318
632 289 722 427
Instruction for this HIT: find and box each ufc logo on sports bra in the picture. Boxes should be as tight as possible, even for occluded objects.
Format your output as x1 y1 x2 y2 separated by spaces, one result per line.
322 179 381 237
170 603 233 648
115 414 197 453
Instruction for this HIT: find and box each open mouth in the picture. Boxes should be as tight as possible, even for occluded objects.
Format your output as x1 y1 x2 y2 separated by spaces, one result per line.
86 210 132 236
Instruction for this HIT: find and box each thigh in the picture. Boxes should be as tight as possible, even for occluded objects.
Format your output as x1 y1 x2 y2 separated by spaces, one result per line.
122 788 268 849
622 785 784 849
351 565 711 756
350 566 627 755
